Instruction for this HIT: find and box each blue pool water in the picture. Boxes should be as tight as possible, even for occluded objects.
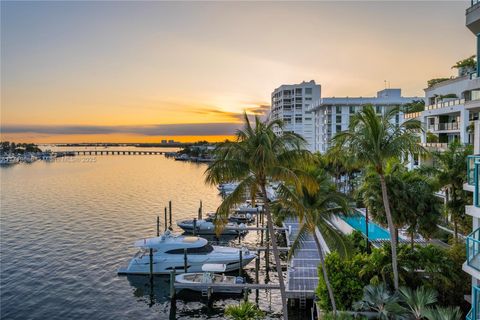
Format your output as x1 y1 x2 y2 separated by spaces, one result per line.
342 214 391 240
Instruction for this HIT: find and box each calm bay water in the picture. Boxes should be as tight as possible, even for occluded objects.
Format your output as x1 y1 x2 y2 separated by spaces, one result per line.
0 152 287 319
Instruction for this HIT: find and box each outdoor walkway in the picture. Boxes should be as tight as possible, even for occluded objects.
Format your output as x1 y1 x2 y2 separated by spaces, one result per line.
283 216 321 299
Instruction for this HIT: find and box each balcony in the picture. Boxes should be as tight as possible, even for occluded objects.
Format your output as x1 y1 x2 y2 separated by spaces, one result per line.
467 228 480 271
426 98 465 111
404 112 421 119
427 122 460 131
467 286 480 320
468 156 480 186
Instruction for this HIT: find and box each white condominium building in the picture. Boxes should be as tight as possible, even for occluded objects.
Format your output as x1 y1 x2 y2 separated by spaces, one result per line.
310 89 420 153
463 1 480 319
270 80 321 151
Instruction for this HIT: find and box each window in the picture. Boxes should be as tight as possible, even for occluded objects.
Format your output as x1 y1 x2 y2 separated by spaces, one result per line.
295 88 302 95
335 106 342 114
305 97 312 101
349 106 355 114
336 125 342 132
295 104 302 110
305 88 312 95
336 115 342 123
166 244 214 255
376 106 382 114
295 117 303 124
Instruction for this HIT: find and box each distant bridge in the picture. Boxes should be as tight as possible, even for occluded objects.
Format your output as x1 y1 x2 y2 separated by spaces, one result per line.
68 150 166 156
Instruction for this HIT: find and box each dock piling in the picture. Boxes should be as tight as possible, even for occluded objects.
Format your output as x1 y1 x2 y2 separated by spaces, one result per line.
184 248 188 273
198 201 202 220
164 207 168 232
239 250 243 277
157 216 160 236
255 254 259 284
169 201 172 227
193 218 197 236
149 248 154 279
170 270 176 298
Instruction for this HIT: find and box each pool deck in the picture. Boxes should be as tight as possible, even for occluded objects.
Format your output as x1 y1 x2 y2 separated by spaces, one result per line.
283 216 326 299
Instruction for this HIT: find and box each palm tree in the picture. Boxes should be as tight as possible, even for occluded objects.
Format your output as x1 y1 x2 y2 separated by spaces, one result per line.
275 165 351 313
425 306 462 320
399 286 437 320
205 114 316 319
431 142 473 239
332 105 423 290
353 284 405 319
225 301 265 320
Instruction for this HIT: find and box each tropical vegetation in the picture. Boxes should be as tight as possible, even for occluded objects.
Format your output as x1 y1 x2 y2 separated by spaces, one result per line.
206 113 316 319
225 301 265 320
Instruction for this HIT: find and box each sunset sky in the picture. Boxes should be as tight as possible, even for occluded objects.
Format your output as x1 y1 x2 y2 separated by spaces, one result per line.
1 1 474 143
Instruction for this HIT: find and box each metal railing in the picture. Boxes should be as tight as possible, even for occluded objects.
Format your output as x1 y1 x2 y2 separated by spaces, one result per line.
467 286 480 320
404 112 421 119
467 155 480 186
426 98 465 111
427 122 460 131
467 228 480 271
476 162 480 208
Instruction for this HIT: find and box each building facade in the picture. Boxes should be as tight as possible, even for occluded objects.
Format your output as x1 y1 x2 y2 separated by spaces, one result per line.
463 2 480 319
310 89 420 153
270 80 321 151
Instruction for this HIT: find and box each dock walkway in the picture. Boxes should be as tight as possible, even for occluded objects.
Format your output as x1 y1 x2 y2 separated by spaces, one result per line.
283 217 322 299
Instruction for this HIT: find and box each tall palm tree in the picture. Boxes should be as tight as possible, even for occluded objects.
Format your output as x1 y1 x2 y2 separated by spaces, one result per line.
275 165 351 313
399 286 437 320
205 114 316 319
432 142 473 239
332 105 423 290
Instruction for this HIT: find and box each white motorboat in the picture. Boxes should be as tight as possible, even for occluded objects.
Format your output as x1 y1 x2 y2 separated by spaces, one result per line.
117 231 256 275
217 183 238 193
175 263 245 294
23 153 38 163
0 155 19 165
207 212 255 224
174 154 189 161
177 218 247 236
41 151 56 161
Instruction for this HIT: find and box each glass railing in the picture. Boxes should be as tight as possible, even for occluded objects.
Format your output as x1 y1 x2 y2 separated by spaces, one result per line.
428 122 460 131
475 162 479 208
468 156 480 186
426 99 465 111
467 228 480 271
467 286 480 320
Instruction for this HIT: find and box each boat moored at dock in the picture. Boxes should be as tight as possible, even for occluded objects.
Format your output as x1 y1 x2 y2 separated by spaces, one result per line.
177 218 248 236
117 231 256 275
175 263 245 294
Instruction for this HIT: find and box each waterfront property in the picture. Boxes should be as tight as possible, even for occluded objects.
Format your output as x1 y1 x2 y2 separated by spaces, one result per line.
463 2 480 307
309 88 420 153
269 80 321 152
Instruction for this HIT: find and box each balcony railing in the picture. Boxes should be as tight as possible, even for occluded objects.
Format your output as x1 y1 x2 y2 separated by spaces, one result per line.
476 162 480 208
468 155 480 186
427 122 460 131
404 112 421 119
426 98 465 111
467 228 480 271
467 286 480 320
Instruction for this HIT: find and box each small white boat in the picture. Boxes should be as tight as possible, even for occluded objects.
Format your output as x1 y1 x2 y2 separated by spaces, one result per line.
0 155 19 165
117 231 256 275
177 218 247 236
174 154 189 161
175 263 245 294
23 154 38 163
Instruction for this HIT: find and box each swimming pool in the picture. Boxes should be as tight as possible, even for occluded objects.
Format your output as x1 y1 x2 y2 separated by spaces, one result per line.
341 214 391 240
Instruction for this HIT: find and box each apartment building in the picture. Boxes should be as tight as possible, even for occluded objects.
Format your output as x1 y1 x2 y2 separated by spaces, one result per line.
270 80 321 151
310 89 420 153
463 1 480 319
